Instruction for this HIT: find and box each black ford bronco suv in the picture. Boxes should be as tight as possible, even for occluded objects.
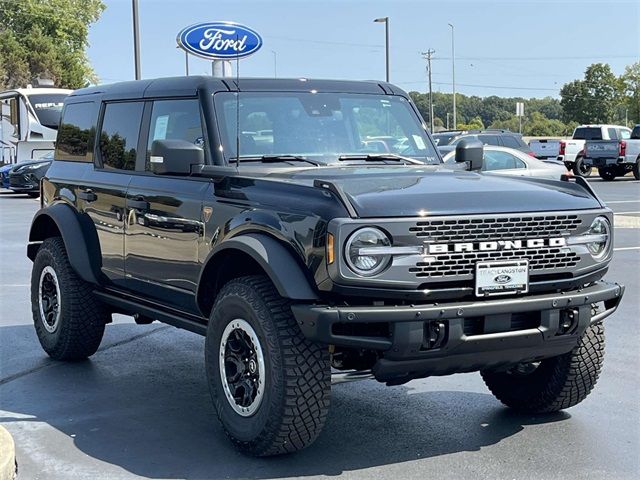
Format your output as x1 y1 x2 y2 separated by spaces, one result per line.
28 76 624 456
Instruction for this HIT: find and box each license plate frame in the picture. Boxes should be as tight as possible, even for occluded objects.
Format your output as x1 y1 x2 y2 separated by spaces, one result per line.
475 259 529 297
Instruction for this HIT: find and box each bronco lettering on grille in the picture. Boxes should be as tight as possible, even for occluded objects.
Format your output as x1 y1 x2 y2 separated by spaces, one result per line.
425 237 567 254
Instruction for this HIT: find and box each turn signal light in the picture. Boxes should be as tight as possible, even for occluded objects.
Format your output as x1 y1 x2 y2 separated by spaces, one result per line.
327 233 335 264
619 140 626 156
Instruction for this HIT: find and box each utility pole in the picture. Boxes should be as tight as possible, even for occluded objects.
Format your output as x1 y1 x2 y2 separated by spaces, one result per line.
132 0 141 80
422 49 436 132
448 23 456 129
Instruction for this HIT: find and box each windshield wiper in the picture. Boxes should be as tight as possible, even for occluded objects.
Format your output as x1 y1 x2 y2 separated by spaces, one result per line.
230 155 320 166
337 153 423 165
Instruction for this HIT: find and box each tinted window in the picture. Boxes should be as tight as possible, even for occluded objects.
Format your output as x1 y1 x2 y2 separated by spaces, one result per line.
502 135 523 148
631 126 640 139
99 102 144 170
573 127 602 140
477 135 501 146
607 128 618 139
146 99 204 170
483 150 523 170
432 133 459 145
55 102 98 162
26 93 68 129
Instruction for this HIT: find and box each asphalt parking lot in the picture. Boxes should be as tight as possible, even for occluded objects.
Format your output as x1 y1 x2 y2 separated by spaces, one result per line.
0 176 638 480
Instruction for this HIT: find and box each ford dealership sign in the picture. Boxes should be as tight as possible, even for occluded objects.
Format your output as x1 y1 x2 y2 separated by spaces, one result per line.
177 22 262 60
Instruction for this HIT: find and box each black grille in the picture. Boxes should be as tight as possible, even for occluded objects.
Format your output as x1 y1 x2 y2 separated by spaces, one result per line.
410 247 580 278
409 214 582 242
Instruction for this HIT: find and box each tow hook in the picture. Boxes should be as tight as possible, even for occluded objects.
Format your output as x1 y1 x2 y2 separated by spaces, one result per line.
558 308 579 335
424 321 447 349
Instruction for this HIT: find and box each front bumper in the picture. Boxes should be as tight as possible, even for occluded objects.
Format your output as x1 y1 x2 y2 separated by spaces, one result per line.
292 281 624 383
8 174 39 192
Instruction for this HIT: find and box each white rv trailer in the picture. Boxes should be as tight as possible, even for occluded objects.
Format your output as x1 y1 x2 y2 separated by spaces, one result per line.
0 85 71 165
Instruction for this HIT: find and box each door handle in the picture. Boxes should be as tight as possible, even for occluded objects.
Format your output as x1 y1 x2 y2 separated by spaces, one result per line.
78 190 97 202
126 198 149 210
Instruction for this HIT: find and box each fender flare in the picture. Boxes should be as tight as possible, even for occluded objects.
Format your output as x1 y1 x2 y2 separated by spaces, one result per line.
197 233 319 313
27 203 102 285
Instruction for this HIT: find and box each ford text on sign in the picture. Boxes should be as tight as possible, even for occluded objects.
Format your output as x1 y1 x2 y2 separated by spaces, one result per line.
177 22 262 60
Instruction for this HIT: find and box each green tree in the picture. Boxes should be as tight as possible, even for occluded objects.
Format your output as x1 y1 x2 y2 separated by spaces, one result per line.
620 62 640 125
0 0 105 89
560 63 620 124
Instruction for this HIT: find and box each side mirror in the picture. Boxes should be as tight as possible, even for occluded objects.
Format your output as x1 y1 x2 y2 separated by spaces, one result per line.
455 138 484 171
150 139 204 175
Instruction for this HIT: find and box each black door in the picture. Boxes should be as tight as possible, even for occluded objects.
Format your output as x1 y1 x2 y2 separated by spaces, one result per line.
86 101 144 286
124 98 208 313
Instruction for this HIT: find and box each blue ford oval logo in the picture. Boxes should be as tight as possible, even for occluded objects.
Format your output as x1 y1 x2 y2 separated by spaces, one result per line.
177 22 262 60
494 274 512 284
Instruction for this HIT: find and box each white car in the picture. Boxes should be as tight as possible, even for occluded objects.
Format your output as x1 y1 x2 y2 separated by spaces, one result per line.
443 145 568 180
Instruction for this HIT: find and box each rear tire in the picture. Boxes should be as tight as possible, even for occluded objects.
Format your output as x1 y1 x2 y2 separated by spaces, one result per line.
573 156 591 177
598 167 617 181
633 158 640 180
205 275 331 456
481 323 605 413
31 237 107 360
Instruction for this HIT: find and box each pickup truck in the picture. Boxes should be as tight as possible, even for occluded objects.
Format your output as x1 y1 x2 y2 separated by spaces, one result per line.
583 124 640 180
558 124 632 177
529 138 561 161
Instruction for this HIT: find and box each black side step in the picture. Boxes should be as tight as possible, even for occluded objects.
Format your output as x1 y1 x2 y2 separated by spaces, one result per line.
94 291 207 336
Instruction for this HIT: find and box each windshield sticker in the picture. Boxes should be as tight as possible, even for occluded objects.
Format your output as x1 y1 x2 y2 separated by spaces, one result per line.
153 115 169 140
412 135 426 150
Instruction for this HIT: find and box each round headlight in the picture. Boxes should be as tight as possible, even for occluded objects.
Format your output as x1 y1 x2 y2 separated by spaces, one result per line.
587 216 611 260
345 227 392 276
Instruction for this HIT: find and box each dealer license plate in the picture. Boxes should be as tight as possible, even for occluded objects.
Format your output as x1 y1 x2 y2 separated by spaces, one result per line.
475 260 529 297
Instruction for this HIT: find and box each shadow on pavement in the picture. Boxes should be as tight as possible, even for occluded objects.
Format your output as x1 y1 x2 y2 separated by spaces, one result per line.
0 323 571 479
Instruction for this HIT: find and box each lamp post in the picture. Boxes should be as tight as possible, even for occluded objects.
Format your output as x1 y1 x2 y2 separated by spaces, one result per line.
448 23 456 130
132 0 141 80
177 46 189 76
374 17 390 82
271 50 277 78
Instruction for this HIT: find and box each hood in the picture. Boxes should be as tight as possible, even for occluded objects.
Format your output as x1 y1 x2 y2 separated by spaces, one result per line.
10 159 52 173
261 165 601 218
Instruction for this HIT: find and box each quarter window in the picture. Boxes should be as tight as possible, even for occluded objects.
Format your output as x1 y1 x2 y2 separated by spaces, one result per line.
55 102 98 162
146 99 204 170
502 136 522 148
99 102 144 170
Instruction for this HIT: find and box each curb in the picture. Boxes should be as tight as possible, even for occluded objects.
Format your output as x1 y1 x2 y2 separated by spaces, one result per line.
0 426 16 480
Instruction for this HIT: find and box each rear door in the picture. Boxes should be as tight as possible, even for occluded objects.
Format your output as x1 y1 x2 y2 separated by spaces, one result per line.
124 98 208 313
83 101 144 286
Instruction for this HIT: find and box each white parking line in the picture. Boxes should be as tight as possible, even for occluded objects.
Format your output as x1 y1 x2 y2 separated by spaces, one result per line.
605 200 640 204
615 211 640 215
614 246 640 251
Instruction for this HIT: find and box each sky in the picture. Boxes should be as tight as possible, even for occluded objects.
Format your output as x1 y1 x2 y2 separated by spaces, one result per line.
87 0 640 99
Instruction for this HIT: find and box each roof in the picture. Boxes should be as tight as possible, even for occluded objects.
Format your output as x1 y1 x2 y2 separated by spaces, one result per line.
0 87 72 98
70 76 407 100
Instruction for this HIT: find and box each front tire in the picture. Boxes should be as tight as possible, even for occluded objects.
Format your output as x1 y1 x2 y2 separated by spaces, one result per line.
31 237 107 360
481 323 605 413
573 156 591 177
205 275 331 456
598 167 617 181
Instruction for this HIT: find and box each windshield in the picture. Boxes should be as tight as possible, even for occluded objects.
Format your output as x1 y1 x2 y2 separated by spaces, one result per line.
214 92 440 165
25 93 68 129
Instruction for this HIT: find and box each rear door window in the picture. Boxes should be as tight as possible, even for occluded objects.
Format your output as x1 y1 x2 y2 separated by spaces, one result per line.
99 102 144 171
607 128 618 139
483 150 523 170
619 129 631 140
